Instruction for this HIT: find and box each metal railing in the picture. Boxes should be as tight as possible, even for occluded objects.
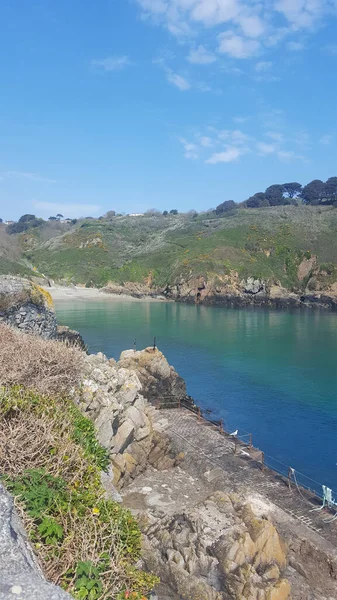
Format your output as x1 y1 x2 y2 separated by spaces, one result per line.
154 396 337 509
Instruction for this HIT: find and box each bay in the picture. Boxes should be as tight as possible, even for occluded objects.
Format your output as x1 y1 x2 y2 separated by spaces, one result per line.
54 299 337 493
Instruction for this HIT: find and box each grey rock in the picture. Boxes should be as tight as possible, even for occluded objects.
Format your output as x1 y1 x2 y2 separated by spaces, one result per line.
0 484 71 600
0 276 57 339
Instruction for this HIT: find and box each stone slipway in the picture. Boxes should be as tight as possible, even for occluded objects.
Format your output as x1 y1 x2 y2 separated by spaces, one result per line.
122 408 337 600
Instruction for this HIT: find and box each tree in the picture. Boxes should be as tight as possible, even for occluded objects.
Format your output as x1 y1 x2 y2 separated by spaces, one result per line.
301 179 325 204
18 214 37 223
283 182 302 198
56 213 64 219
169 209 178 215
105 210 116 219
265 184 285 206
187 209 198 217
215 200 236 215
162 210 168 216
324 177 337 204
0 218 2 223
48 216 57 220
245 192 268 208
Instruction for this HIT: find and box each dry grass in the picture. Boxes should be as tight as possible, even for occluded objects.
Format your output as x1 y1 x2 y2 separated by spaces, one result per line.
0 386 157 598
0 323 84 395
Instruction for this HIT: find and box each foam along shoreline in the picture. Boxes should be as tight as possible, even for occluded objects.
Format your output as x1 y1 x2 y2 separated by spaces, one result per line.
45 285 167 302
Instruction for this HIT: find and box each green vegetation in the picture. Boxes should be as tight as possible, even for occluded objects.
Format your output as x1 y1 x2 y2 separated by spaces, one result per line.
0 387 158 599
2 203 337 293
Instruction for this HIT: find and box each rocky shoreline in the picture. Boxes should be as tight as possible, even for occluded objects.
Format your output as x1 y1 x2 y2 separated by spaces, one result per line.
46 280 337 311
1 275 337 600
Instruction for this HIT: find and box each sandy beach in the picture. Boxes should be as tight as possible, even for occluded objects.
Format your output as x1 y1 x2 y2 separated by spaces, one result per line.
45 285 167 302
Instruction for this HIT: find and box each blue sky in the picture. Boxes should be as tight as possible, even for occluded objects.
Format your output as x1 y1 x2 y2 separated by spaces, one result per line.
0 0 336 220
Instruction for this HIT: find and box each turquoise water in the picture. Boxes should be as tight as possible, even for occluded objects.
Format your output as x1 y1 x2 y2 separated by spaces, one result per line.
55 300 337 492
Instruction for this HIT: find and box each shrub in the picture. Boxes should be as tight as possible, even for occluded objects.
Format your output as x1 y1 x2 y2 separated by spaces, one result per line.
0 386 158 599
0 323 84 395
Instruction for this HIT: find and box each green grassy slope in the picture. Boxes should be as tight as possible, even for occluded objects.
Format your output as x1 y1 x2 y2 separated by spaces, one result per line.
1 207 337 292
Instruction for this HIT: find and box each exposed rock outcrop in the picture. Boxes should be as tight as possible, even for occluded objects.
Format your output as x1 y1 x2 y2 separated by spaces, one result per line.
138 490 290 600
56 325 87 351
118 347 188 407
0 275 57 339
0 484 72 600
75 350 180 487
163 271 337 310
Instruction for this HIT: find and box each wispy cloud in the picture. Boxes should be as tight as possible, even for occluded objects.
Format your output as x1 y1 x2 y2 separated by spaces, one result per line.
206 147 244 164
33 202 102 218
254 61 272 72
187 45 216 64
135 0 334 64
166 69 191 90
177 118 311 165
218 32 260 58
256 142 277 155
319 134 333 145
1 171 56 183
179 138 198 159
286 41 305 51
91 55 133 71
277 150 307 161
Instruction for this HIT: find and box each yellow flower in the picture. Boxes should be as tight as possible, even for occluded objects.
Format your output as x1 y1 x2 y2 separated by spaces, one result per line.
92 507 100 515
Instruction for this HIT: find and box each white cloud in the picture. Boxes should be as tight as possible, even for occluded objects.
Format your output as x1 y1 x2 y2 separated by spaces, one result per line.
187 45 216 64
179 137 199 159
237 15 265 38
277 150 305 161
33 202 102 218
199 136 213 147
218 32 260 58
2 171 56 183
166 70 191 90
256 142 277 154
266 131 284 142
206 147 243 164
319 134 333 145
218 129 251 145
275 0 325 29
254 60 272 72
91 55 132 71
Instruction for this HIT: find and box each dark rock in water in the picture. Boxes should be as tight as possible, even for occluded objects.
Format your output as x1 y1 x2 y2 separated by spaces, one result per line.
0 276 57 339
56 325 87 351
0 484 72 600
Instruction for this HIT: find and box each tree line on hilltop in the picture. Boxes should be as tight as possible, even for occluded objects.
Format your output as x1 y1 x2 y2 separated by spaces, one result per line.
2 176 336 232
215 177 337 215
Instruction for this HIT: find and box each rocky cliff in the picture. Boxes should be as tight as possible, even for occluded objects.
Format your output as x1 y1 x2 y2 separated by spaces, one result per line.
162 266 337 310
0 275 57 338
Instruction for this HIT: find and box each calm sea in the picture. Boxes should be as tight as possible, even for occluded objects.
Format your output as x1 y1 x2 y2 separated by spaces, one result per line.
54 299 337 492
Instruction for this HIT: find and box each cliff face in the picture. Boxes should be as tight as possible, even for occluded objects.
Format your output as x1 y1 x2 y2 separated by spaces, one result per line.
162 268 337 310
0 276 57 339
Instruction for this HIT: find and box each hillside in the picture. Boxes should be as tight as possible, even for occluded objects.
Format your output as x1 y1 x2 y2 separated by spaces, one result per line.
1 207 337 306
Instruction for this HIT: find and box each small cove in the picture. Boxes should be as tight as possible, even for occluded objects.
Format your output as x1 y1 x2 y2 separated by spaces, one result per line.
54 298 337 492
